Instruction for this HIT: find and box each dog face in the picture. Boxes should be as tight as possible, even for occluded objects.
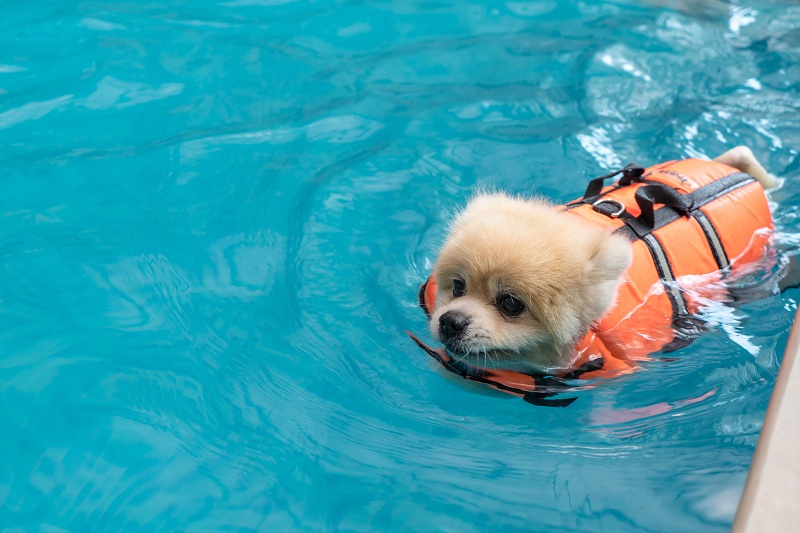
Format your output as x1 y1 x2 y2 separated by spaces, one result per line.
429 193 632 373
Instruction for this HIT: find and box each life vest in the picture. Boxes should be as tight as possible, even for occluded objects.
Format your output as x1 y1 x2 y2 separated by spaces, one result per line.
410 158 774 406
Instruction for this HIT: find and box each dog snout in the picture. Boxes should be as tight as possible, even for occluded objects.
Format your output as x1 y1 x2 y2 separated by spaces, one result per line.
439 310 471 339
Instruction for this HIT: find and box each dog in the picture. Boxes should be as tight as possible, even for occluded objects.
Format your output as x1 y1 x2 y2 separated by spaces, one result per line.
424 147 780 379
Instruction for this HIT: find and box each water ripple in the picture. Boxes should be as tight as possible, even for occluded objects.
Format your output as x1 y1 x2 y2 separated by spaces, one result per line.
1 0 799 531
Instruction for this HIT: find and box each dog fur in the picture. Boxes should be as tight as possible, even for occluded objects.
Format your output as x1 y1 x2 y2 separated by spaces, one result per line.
429 147 776 374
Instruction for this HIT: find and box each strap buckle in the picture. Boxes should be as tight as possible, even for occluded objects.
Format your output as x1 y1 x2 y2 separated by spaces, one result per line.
592 198 626 218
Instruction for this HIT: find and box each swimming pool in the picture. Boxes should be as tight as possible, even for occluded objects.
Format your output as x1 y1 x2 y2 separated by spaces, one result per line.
2 0 799 530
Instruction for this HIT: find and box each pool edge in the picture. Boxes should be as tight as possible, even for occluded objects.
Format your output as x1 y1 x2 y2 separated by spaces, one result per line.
732 308 800 532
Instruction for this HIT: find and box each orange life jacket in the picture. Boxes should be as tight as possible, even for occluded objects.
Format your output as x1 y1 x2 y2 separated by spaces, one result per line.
410 158 774 406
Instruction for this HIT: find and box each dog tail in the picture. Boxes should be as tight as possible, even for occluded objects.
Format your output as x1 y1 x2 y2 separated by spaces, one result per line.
714 146 781 189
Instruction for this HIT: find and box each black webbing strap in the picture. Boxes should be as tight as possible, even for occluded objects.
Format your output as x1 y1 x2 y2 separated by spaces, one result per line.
406 331 586 407
634 183 693 227
522 358 606 407
582 163 645 200
418 280 431 317
613 172 755 241
608 171 756 320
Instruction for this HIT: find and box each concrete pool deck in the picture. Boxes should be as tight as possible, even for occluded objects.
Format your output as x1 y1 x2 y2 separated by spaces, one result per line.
733 308 800 532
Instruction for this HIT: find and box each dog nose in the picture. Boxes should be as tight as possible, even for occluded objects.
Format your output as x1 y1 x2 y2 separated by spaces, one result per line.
439 310 470 339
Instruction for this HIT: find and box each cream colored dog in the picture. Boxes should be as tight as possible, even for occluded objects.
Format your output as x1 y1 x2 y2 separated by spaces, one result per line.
428 147 777 374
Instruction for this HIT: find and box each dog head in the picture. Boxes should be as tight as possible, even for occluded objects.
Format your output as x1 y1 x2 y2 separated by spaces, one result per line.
429 193 632 373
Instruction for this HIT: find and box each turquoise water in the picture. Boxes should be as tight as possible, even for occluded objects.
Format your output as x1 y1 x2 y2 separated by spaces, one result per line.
2 0 800 530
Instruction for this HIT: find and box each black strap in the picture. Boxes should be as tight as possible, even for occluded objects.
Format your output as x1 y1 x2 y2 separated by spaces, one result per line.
523 357 606 407
634 183 694 227
523 394 577 407
661 316 706 352
418 280 431 317
610 211 691 320
406 331 581 408
614 172 755 240
560 356 605 380
458 362 578 408
582 163 645 199
610 172 757 320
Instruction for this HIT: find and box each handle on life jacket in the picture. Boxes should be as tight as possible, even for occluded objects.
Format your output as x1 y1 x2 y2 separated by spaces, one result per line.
583 163 645 199
634 183 694 227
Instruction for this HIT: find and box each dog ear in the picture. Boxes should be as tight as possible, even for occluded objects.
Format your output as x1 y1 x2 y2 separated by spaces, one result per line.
534 231 632 348
588 232 632 282
580 232 633 325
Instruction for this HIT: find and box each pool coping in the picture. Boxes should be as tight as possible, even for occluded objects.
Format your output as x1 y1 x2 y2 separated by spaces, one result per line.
732 308 800 532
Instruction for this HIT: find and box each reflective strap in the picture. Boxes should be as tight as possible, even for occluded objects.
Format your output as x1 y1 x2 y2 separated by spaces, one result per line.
693 210 730 270
642 234 689 318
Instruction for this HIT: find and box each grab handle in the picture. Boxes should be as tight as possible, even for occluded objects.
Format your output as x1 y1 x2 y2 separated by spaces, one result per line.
634 183 693 227
583 163 645 199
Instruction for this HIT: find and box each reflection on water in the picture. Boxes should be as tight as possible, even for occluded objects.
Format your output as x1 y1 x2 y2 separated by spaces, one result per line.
1 0 799 531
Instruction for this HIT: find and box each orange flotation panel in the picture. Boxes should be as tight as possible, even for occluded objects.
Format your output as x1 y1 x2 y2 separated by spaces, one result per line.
410 158 774 406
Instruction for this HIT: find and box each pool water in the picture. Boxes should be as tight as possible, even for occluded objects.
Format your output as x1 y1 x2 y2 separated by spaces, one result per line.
2 0 800 530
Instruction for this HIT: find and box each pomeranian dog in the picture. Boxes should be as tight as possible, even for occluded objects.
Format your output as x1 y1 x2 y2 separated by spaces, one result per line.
426 146 779 377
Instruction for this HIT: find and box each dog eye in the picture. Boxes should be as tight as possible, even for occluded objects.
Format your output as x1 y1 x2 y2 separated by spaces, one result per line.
497 294 524 316
452 278 466 297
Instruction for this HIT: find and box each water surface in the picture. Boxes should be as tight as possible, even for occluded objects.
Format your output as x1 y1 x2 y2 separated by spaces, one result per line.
1 0 800 530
